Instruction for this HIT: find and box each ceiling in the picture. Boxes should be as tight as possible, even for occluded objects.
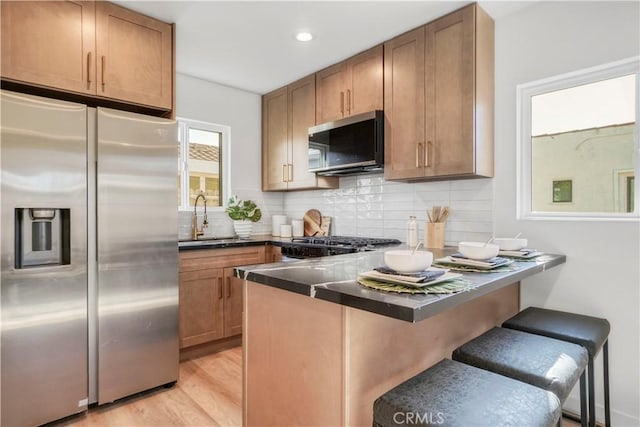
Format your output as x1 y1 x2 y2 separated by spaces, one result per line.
115 1 536 95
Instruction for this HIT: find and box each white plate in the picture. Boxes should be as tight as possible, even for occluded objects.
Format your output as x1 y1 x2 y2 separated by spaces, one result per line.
358 270 463 288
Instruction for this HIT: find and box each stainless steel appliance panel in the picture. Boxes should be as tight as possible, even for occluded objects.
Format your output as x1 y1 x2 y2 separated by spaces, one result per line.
96 107 178 403
1 90 88 426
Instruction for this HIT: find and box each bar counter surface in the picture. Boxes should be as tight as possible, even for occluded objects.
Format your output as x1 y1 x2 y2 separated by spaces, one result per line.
236 247 566 426
234 247 565 322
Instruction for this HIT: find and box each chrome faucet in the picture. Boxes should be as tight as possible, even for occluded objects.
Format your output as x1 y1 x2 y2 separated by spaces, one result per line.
192 193 208 240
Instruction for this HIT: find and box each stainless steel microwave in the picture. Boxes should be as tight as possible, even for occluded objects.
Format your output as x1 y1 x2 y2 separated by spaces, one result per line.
308 110 384 176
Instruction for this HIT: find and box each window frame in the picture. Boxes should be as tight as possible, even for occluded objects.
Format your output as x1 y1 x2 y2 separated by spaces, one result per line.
516 56 640 221
178 117 231 212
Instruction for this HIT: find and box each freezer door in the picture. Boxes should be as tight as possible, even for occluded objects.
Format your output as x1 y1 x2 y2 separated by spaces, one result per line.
1 90 88 426
96 107 179 403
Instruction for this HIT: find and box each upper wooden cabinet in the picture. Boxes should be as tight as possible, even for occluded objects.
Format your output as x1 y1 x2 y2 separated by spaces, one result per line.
1 1 173 111
95 2 173 110
262 75 338 191
316 45 383 124
1 1 96 95
384 4 494 181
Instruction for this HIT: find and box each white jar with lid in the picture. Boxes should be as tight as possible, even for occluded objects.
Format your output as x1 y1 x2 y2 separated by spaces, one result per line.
407 216 418 248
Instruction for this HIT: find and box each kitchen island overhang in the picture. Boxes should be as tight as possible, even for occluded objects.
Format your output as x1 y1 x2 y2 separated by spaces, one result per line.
236 248 566 426
234 248 566 323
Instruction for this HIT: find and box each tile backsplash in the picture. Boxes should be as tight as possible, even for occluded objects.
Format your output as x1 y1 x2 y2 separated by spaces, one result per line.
178 189 284 240
179 174 494 245
283 173 493 245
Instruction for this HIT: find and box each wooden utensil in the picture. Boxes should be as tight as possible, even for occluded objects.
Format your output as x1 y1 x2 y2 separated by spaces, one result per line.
303 209 323 236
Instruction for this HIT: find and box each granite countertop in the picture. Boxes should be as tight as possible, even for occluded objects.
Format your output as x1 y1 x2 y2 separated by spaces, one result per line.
234 248 566 323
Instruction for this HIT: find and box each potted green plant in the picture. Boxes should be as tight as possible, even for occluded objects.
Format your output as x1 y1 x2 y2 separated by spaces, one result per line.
225 196 262 238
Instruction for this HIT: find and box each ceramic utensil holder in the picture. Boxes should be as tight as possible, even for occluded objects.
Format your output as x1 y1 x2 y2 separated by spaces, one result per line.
425 222 445 249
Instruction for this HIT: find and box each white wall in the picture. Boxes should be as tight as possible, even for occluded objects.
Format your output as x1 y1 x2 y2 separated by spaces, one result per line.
175 73 284 238
495 2 640 425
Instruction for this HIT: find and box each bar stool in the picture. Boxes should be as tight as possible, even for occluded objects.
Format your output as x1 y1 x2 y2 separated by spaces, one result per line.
373 358 561 427
452 327 589 426
502 307 611 427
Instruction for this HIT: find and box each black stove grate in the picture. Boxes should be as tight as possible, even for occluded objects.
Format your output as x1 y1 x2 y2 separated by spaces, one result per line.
290 236 401 248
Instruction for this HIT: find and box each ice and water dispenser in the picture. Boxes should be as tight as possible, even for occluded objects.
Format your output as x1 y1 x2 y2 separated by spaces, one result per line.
14 208 71 268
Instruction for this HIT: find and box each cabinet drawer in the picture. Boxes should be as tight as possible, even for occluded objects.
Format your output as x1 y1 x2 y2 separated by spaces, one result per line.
179 245 266 271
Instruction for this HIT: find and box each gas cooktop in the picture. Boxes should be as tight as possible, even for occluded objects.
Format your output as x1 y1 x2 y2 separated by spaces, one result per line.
280 236 401 259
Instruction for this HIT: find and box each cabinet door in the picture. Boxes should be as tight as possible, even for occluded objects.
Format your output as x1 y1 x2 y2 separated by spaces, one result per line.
95 2 172 110
179 269 224 348
1 1 95 95
223 267 243 337
316 62 347 123
287 75 319 190
347 45 383 117
424 6 475 177
383 27 426 180
262 88 289 191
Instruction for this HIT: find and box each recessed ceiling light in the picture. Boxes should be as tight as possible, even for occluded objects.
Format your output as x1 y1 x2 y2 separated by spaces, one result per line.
295 31 313 42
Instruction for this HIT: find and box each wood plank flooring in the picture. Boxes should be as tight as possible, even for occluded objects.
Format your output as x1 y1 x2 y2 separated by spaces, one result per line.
51 345 580 427
52 347 242 427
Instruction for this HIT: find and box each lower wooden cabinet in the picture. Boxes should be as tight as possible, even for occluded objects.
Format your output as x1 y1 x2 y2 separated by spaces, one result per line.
178 245 266 349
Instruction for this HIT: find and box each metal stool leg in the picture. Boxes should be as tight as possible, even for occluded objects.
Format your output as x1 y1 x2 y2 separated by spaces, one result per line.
580 371 588 427
604 340 611 427
588 357 596 427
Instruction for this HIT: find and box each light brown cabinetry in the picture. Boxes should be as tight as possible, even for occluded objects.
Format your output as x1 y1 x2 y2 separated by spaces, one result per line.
384 4 494 181
316 45 383 124
262 75 338 191
1 0 173 111
95 2 173 110
178 246 266 349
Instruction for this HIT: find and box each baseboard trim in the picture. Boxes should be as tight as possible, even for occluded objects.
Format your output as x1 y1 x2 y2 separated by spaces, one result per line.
179 335 242 362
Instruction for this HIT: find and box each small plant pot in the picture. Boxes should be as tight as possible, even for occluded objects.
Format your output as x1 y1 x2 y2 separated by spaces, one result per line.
233 220 253 239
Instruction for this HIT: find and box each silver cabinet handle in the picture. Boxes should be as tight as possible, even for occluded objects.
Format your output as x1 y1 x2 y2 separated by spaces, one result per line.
426 141 433 167
288 164 293 182
416 142 423 168
346 89 351 115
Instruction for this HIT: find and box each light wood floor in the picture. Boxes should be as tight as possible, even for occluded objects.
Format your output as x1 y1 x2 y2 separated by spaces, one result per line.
53 347 242 427
52 345 580 427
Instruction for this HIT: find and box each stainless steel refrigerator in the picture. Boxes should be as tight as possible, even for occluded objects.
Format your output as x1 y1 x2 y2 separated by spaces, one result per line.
1 90 179 426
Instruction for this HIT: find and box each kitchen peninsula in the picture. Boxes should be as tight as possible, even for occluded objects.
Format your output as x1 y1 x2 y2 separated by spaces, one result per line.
235 249 565 426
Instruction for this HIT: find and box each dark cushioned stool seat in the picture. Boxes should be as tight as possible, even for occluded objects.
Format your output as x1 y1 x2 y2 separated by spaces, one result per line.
503 307 611 427
373 359 561 427
452 327 588 402
502 307 610 358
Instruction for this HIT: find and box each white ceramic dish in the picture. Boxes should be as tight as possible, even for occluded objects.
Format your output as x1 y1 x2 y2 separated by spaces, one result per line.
493 238 528 251
457 241 499 260
384 250 433 273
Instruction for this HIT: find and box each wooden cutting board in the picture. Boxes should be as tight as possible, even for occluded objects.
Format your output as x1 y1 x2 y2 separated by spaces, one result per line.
303 209 323 236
